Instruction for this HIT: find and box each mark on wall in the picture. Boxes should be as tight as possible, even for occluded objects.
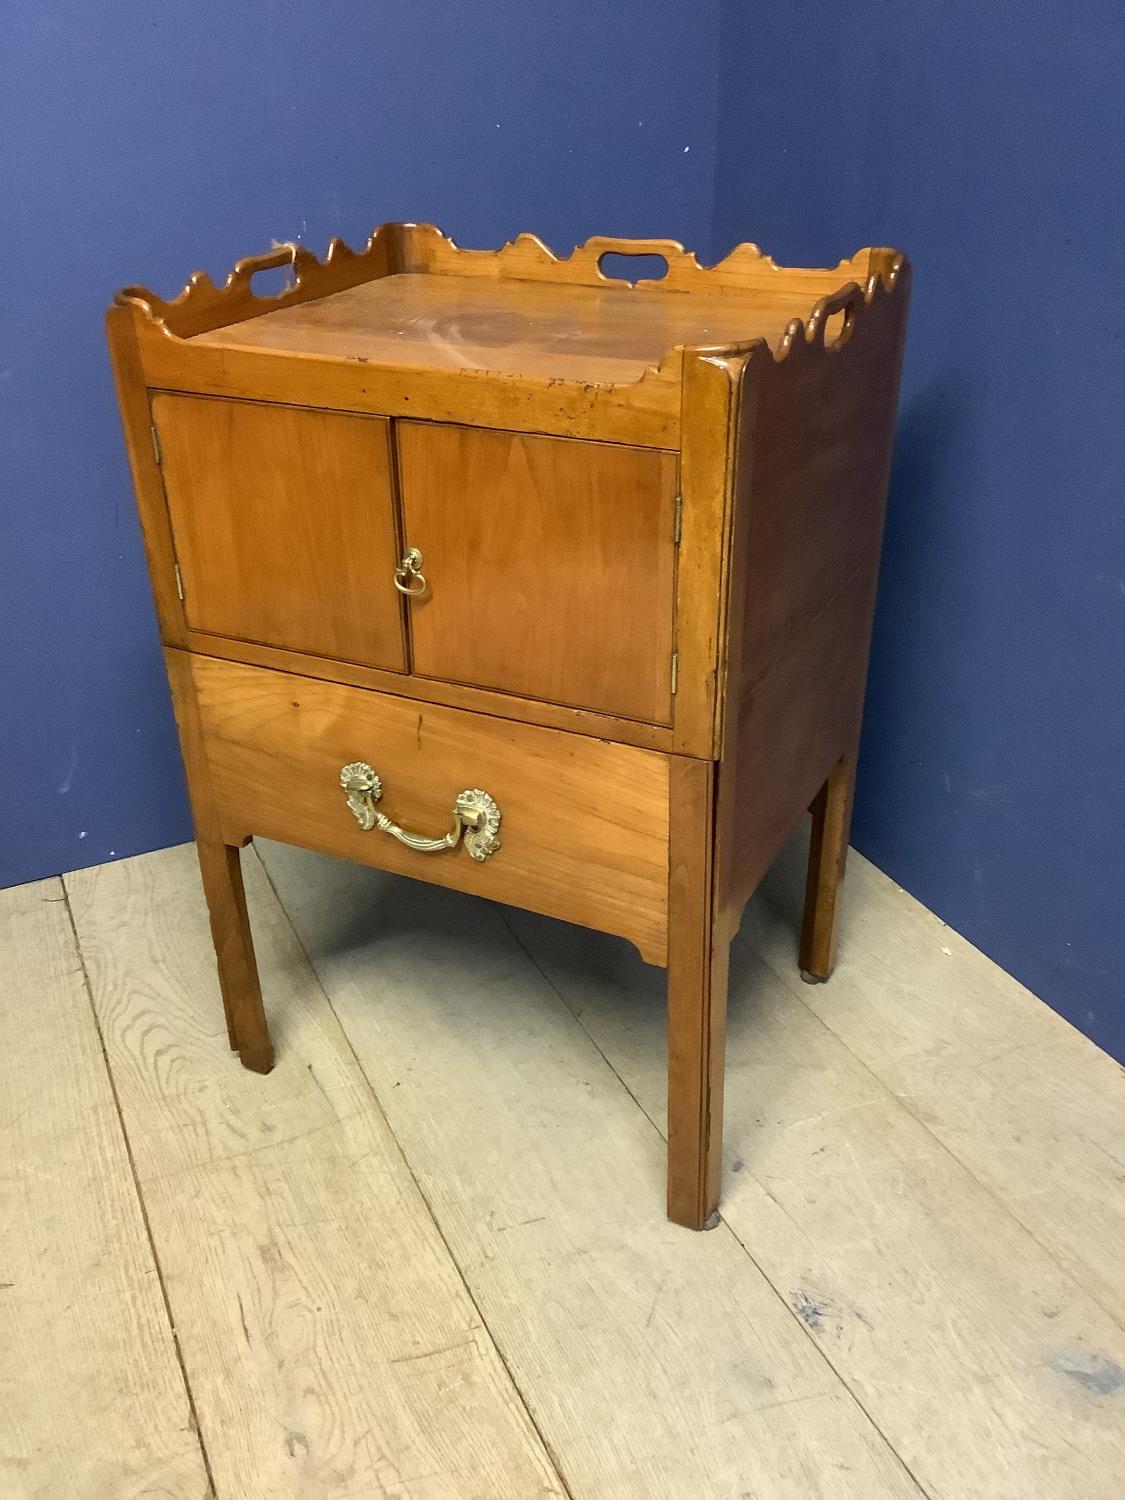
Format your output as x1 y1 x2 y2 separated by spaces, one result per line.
57 745 78 794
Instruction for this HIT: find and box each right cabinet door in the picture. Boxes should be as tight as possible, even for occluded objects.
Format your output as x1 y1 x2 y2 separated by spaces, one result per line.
396 422 679 723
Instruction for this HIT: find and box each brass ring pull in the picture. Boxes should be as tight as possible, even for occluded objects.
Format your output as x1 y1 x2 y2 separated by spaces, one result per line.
339 761 501 861
393 546 427 597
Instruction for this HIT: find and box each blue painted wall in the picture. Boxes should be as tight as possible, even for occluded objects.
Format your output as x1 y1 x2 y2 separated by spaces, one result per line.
0 2 718 887
714 1 1125 1058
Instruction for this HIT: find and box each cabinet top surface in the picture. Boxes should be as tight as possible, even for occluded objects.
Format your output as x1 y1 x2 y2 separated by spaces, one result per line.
191 272 827 384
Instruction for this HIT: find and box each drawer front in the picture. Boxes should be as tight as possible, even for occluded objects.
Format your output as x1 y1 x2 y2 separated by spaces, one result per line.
396 422 679 724
152 394 407 671
188 654 671 963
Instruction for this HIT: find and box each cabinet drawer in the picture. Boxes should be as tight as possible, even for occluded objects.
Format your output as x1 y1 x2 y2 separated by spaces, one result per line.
186 653 671 963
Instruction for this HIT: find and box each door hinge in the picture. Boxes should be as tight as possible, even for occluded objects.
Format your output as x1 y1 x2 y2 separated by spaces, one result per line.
150 423 162 465
671 651 679 696
673 493 683 546
173 563 184 602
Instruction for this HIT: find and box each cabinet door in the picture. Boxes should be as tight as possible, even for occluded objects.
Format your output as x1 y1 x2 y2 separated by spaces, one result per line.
152 394 406 670
396 423 679 723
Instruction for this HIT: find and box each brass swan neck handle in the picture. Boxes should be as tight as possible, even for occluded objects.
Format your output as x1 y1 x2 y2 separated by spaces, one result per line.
339 762 501 862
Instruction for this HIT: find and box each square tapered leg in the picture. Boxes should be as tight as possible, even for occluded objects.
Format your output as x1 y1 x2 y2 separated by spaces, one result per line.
665 760 729 1230
195 839 273 1074
800 755 857 983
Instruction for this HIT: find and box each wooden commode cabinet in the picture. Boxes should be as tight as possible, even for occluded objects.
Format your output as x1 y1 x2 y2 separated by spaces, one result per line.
108 223 910 1229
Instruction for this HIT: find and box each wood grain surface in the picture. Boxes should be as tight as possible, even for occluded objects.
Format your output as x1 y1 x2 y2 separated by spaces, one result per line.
664 758 728 1228
194 271 829 385
187 652 671 963
117 226 902 450
799 757 856 979
259 839 920 1500
135 322 685 448
105 305 189 647
0 879 208 1497
63 847 563 1499
118 221 888 347
397 422 678 723
718 265 911 932
753 828 1125 1334
153 394 407 670
181 632 679 753
10 835 1122 1495
505 843 1125 1500
110 222 913 1232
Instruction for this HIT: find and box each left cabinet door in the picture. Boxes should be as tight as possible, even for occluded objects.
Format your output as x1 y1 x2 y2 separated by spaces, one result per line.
151 393 407 670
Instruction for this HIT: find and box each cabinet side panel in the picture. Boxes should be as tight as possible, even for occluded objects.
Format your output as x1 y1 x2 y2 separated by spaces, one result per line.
720 270 911 929
673 352 742 757
105 306 187 645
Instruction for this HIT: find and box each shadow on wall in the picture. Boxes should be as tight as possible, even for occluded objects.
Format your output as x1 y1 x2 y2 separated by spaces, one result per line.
853 376 968 861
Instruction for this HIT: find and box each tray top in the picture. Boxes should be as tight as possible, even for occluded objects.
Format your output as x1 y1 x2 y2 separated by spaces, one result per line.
192 272 847 385
116 224 903 391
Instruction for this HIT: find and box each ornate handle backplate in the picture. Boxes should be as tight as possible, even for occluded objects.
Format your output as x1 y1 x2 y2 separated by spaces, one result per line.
339 761 501 861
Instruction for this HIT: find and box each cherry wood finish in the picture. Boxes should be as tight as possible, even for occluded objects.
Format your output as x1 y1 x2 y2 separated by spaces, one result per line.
398 422 678 722
194 838 273 1073
194 272 832 386
717 268 912 938
115 225 901 451
105 307 188 647
801 756 857 981
666 757 728 1228
186 652 671 964
152 394 406 669
109 223 910 1229
118 223 891 338
178 630 679 753
163 648 271 1072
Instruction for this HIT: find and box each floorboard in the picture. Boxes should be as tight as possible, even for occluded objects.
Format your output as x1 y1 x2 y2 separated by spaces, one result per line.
63 847 563 1500
749 827 1125 1331
504 844 1125 1500
259 840 922 1500
0 877 208 1499
9 833 1122 1498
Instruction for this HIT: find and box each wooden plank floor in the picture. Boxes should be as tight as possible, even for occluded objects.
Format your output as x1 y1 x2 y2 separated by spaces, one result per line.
0 879 208 1497
0 831 1119 1496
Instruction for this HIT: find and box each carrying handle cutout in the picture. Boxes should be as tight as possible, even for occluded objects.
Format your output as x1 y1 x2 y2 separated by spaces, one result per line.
597 251 670 284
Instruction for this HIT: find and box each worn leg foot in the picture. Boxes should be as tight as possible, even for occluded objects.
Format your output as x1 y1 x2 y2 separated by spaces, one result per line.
195 839 273 1073
666 761 729 1230
799 755 857 982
